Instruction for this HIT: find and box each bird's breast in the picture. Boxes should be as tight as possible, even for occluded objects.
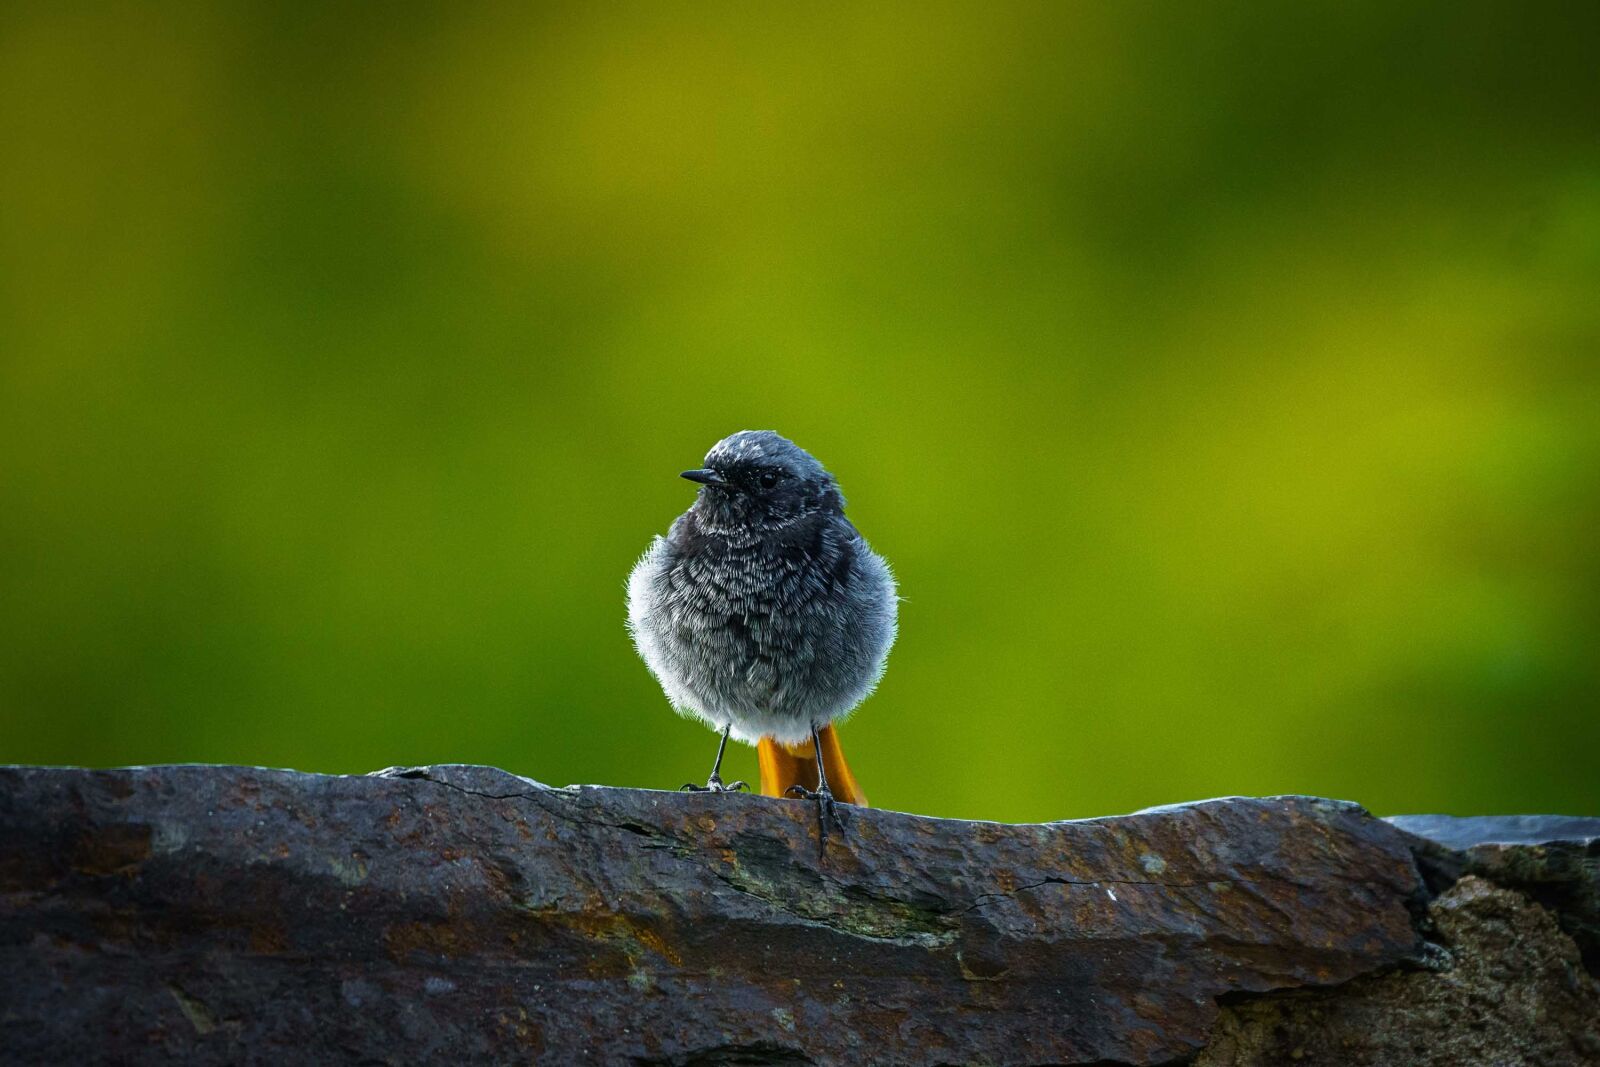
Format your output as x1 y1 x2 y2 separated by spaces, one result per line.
671 546 793 616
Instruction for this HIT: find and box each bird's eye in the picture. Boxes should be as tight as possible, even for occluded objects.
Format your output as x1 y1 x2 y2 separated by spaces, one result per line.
758 471 780 490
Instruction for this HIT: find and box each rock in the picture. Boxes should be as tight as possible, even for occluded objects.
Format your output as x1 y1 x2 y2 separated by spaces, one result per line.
0 764 1592 1065
1195 877 1600 1067
1386 814 1600 850
0 766 1423 1065
1389 813 1600 972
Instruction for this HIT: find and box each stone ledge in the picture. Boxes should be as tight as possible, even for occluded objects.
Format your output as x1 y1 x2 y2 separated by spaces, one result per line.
0 764 1594 1065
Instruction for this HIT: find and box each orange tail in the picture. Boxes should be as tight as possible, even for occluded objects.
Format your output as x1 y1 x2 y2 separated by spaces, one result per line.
757 724 868 807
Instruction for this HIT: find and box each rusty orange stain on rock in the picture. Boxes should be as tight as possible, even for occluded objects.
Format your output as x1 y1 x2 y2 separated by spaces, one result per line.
555 911 685 968
70 824 152 877
249 924 288 954
383 918 485 962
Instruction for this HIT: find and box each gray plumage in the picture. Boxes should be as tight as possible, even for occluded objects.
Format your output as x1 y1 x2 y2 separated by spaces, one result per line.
627 430 897 746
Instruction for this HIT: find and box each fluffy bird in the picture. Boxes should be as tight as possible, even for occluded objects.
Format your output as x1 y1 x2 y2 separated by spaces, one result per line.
627 430 897 841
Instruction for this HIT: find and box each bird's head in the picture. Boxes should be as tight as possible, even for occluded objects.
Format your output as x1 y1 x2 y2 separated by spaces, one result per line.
681 430 843 531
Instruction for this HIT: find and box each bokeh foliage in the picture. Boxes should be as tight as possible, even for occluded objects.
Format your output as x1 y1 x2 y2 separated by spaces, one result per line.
2 2 1596 821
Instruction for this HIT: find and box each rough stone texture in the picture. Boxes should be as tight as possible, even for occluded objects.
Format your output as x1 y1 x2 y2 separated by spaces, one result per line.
0 765 1424 1065
1389 814 1600 973
1196 877 1600 1066
0 764 1593 1065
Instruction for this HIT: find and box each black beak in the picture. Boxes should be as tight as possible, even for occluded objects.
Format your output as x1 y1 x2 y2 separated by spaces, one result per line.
680 469 726 486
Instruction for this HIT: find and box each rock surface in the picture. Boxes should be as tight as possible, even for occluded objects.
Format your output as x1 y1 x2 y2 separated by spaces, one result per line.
1197 876 1600 1066
1389 813 1600 973
0 764 1593 1065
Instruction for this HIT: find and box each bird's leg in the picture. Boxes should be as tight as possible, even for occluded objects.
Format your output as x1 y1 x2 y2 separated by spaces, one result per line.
785 723 848 849
681 723 747 793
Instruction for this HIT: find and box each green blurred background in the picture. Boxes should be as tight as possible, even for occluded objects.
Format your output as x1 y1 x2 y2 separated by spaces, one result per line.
2 2 1597 822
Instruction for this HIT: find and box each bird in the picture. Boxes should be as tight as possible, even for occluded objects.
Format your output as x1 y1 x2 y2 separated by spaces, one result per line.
627 430 898 845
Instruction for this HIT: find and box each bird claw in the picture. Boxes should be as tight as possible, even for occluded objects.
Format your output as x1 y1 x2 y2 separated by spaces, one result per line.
680 776 747 793
786 784 848 851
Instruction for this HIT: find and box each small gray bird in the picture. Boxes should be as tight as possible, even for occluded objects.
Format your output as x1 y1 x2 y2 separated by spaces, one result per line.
627 430 897 840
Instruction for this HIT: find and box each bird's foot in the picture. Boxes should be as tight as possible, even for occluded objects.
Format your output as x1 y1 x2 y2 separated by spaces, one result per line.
786 784 848 851
680 775 748 793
